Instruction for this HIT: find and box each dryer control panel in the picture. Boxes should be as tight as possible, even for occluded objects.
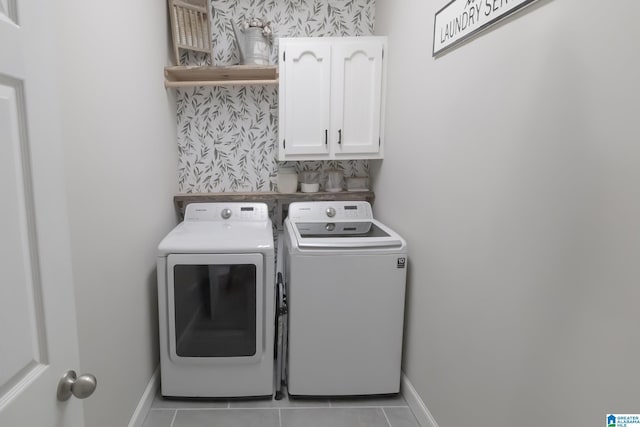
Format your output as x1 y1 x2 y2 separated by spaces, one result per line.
287 201 373 222
184 203 269 222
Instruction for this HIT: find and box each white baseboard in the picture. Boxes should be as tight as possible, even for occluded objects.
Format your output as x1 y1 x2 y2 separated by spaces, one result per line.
127 366 160 427
400 373 439 427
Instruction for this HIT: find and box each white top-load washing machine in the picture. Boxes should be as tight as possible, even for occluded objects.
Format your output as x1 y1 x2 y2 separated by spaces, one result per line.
283 201 407 396
157 203 274 398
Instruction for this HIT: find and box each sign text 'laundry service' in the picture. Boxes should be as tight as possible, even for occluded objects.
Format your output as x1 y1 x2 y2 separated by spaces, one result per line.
433 0 538 56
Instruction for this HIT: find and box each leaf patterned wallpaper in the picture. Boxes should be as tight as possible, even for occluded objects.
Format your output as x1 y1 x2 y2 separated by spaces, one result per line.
0 0 15 22
177 0 376 193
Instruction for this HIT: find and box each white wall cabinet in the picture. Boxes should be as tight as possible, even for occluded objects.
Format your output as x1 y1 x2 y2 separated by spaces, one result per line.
278 37 387 161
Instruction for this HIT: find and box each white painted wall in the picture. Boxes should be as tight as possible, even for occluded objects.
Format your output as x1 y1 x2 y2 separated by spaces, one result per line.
54 1 178 426
374 1 640 425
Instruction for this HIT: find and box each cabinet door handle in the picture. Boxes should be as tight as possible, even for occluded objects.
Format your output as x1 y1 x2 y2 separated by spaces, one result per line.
338 129 342 145
325 129 328 145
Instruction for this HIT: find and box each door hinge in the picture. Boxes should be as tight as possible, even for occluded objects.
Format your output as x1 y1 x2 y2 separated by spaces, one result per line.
382 48 384 59
283 51 286 61
379 137 381 147
283 139 286 149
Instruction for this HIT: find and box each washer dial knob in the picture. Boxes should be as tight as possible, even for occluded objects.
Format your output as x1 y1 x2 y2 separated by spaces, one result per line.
221 208 232 219
326 207 336 218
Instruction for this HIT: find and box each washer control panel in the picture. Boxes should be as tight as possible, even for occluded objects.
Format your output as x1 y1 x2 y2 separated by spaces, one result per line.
184 203 269 222
288 201 373 222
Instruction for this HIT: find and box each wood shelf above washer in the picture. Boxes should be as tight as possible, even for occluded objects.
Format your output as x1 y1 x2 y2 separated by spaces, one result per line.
164 65 279 88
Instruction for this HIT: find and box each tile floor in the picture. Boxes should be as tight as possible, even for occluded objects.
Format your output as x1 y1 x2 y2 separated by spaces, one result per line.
142 390 420 427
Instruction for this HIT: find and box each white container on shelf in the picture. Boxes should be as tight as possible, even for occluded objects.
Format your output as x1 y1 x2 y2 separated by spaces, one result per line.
301 183 320 193
325 170 343 192
277 167 298 193
300 171 320 193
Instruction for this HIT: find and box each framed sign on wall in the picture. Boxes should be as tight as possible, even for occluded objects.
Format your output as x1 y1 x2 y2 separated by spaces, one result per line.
433 0 539 56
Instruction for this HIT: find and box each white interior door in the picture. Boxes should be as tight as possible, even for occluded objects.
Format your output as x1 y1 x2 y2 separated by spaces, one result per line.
0 1 85 426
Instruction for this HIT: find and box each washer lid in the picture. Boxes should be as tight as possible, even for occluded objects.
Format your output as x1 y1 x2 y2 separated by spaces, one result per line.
158 220 274 255
289 218 404 249
295 221 390 238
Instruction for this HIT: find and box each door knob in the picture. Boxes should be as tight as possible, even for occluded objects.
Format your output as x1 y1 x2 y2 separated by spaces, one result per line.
57 370 97 401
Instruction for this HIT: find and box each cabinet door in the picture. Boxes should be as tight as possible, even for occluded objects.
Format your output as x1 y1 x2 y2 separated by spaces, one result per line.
279 41 331 159
331 40 383 156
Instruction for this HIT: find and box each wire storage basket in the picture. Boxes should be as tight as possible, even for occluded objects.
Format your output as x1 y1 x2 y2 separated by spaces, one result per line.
168 0 212 64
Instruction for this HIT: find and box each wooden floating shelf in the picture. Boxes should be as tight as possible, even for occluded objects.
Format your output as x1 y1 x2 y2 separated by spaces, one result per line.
164 65 279 88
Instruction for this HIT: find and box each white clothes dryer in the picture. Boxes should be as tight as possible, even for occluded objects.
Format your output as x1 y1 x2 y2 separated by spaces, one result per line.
283 201 407 397
157 203 274 398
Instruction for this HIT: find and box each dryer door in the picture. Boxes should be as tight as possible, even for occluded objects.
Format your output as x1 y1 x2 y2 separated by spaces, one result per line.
167 253 264 364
